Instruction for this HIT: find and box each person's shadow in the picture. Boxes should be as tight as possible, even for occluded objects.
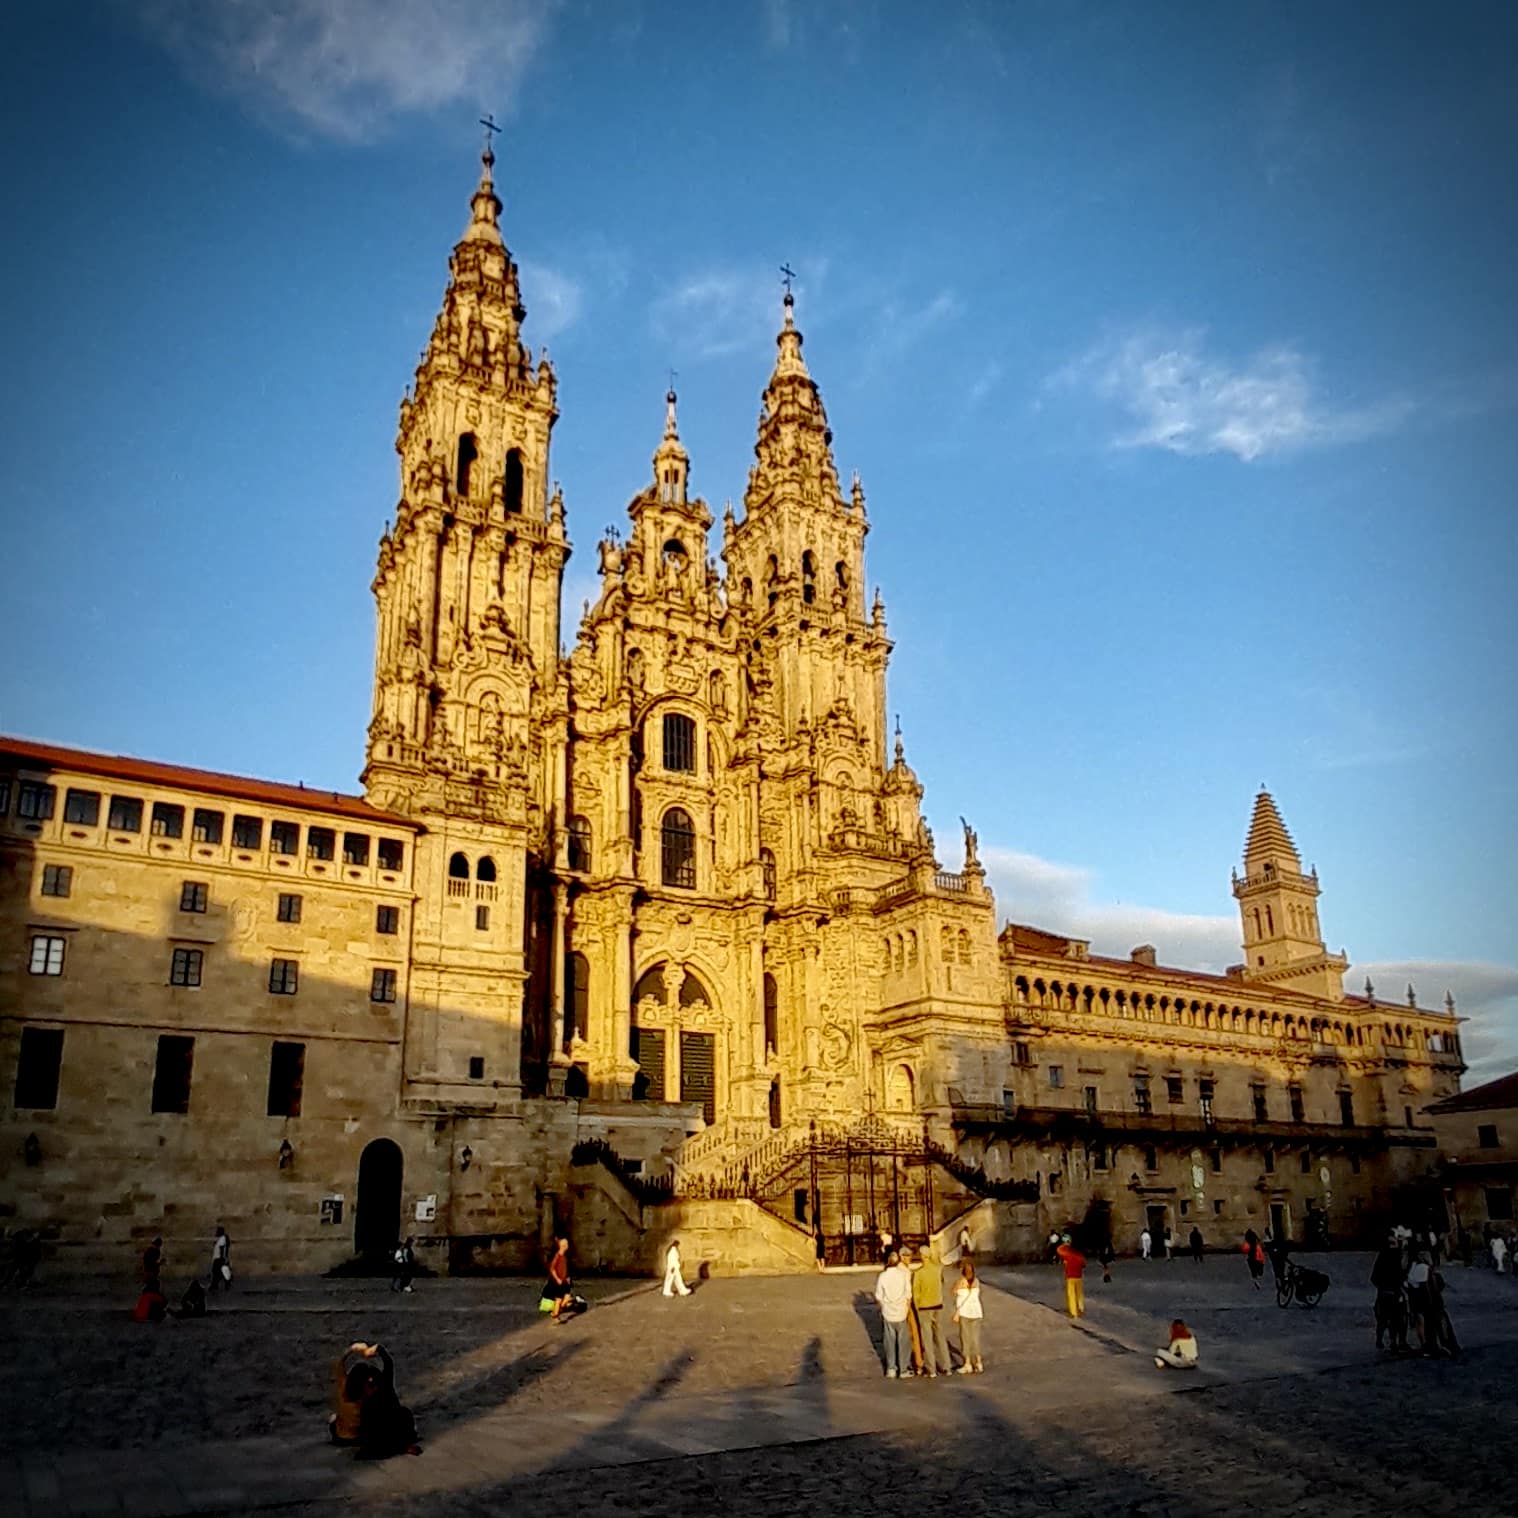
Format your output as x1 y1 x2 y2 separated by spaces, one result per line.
850 1291 882 1363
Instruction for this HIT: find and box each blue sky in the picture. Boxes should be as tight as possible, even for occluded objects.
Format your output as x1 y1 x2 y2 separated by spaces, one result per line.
2 1 1515 1074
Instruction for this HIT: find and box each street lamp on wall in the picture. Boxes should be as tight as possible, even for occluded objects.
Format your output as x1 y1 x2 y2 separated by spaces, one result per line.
459 1145 473 1172
278 1138 294 1169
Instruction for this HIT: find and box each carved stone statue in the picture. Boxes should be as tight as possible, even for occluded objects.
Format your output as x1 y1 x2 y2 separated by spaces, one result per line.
960 816 979 869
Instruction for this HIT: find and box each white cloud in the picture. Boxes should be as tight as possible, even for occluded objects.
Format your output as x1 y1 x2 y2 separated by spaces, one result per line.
518 261 582 341
967 359 1004 407
863 290 962 370
762 0 793 51
1351 960 1518 1083
1053 327 1411 462
650 262 826 361
130 0 559 140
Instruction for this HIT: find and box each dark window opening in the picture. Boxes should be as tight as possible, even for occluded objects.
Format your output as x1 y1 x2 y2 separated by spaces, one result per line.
342 832 370 865
1263 1149 1275 1172
15 1027 64 1110
1486 1187 1514 1222
456 432 478 496
1134 1079 1151 1114
763 972 779 1057
192 808 224 843
108 795 142 832
371 968 398 1003
232 814 263 849
568 815 591 872
277 893 302 923
377 837 404 871
267 1040 305 1117
1252 1084 1268 1122
150 803 184 839
179 880 208 913
1165 1076 1184 1104
1048 1065 1064 1089
567 952 590 1045
269 958 299 995
801 549 816 605
476 856 497 882
1288 1084 1305 1122
151 1034 195 1114
661 807 696 889
18 782 57 821
40 864 72 898
1143 1145 1158 1172
1300 1150 1312 1174
1210 1147 1222 1174
1199 1079 1215 1124
448 851 470 879
468 1056 486 1080
1338 1091 1355 1126
663 713 696 773
169 947 203 987
376 905 400 934
63 788 100 825
306 826 335 861
760 847 776 901
1478 1124 1499 1149
630 1026 666 1102
269 820 299 856
505 448 524 513
475 904 490 930
1084 1085 1099 1118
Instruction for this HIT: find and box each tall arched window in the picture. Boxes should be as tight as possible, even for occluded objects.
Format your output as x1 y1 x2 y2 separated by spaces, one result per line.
504 448 524 513
663 712 696 772
448 852 469 879
456 433 478 497
568 815 591 872
768 1076 782 1129
760 847 776 901
476 856 497 882
957 929 971 965
566 951 589 1044
801 550 816 605
763 972 778 1057
660 807 695 888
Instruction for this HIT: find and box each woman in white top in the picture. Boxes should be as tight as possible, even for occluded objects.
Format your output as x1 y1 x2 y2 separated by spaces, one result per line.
952 1260 984 1373
1154 1319 1199 1369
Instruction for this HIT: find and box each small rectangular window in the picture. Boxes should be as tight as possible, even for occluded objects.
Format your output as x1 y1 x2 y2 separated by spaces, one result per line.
277 893 302 924
1166 1076 1184 1104
267 1040 305 1117
1210 1147 1222 1174
17 781 57 821
40 864 72 898
475 904 490 931
1047 1064 1064 1090
1288 1084 1305 1122
1013 1041 1031 1067
150 802 184 838
1213 1199 1224 1215
306 826 335 861
63 788 101 825
1300 1150 1312 1174
1180 1199 1190 1216
151 1034 195 1114
108 795 143 832
269 958 299 995
1485 1186 1514 1222
1084 1085 1099 1117
232 814 263 849
376 905 399 935
1338 1090 1355 1126
1252 1084 1268 1122
1143 1144 1158 1171
370 968 398 1003
342 832 370 865
14 1027 64 1109
1263 1148 1275 1173
179 880 208 913
468 1055 486 1080
662 712 696 772
377 837 404 871
269 820 299 856
1199 1079 1215 1123
1133 1079 1151 1114
28 934 66 976
169 947 203 987
1478 1124 1500 1149
1091 1144 1108 1171
1048 1171 1063 1195
191 808 224 843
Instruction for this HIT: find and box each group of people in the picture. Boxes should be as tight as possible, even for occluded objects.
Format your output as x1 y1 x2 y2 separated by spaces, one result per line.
1371 1230 1459 1357
133 1225 233 1322
1135 1225 1209 1262
873 1246 984 1377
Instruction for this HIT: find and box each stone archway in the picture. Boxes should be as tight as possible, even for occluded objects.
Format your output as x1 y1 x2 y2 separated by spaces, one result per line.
886 1063 916 1113
354 1138 403 1259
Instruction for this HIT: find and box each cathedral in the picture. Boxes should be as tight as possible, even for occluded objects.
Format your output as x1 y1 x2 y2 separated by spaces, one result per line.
0 145 1468 1275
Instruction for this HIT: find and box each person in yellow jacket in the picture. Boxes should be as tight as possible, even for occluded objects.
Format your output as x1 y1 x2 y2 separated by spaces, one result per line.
910 1244 952 1377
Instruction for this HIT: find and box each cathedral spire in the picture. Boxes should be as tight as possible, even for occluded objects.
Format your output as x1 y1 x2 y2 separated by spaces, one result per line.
773 289 810 381
651 384 689 504
463 133 504 248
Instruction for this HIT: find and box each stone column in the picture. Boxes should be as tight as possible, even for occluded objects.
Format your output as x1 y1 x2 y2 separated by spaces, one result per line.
611 901 636 1098
546 881 570 1097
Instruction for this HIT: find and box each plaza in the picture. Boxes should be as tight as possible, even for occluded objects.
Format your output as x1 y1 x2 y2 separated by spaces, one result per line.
2 1253 1515 1517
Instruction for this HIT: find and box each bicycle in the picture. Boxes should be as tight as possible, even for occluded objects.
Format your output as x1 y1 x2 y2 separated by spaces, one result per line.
1274 1258 1330 1308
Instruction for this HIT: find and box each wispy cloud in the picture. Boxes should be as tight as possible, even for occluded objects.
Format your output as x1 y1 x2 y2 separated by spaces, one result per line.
129 0 559 141
1352 959 1518 1082
1052 327 1412 462
967 359 1004 407
860 289 963 372
650 261 825 361
518 261 582 341
761 0 793 51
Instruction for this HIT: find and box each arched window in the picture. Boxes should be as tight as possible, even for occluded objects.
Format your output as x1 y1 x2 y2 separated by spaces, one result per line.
448 852 469 879
763 973 778 1057
765 553 779 606
504 448 524 513
835 560 848 590
568 815 591 872
1265 905 1274 935
456 433 478 496
906 929 918 965
476 855 497 882
768 1076 782 1129
660 807 696 888
887 1063 915 1112
801 550 816 605
760 847 776 901
663 712 696 772
678 969 710 1007
566 952 589 1044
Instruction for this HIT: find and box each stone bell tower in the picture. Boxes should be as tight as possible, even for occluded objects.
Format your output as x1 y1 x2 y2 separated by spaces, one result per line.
362 137 571 1107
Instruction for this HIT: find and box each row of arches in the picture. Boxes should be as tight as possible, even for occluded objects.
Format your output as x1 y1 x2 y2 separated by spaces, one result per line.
886 927 972 973
455 435 526 511
447 852 496 881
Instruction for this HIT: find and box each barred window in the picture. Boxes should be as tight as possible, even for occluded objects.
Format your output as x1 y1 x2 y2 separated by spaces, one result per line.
232 814 263 849
63 788 100 825
376 905 399 935
370 968 398 1003
179 881 208 913
269 958 299 995
660 807 696 889
192 808 224 843
108 795 142 832
41 864 72 898
169 947 203 987
662 713 696 773
277 893 302 923
29 934 66 976
150 803 184 838
17 782 56 821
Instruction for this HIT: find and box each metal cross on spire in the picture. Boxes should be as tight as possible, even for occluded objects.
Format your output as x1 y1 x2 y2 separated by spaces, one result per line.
479 113 501 158
780 263 796 295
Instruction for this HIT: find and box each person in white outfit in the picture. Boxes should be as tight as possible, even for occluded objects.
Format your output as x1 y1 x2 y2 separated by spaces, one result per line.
662 1238 691 1297
1154 1319 1199 1369
1140 1228 1152 1261
1491 1233 1508 1274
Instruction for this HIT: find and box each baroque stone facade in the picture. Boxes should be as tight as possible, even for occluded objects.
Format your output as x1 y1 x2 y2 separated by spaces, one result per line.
0 146 1469 1273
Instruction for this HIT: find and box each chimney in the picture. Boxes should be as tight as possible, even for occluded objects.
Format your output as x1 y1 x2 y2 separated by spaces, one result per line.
1130 945 1157 967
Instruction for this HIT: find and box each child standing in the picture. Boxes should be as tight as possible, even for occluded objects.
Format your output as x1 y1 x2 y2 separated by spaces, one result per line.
952 1260 984 1373
1056 1234 1087 1319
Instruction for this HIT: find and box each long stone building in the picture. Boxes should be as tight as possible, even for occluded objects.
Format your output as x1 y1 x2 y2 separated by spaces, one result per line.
0 144 1468 1275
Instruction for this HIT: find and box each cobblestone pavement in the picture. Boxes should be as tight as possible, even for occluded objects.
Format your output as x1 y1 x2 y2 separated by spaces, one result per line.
2 1255 1514 1517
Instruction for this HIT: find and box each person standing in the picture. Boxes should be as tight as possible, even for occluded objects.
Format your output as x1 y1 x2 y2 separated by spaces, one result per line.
209 1224 231 1292
1242 1229 1265 1290
873 1249 914 1378
1099 1240 1115 1284
391 1235 416 1293
1056 1234 1087 1319
1162 1227 1174 1261
1140 1227 1152 1261
957 1223 973 1261
1153 1319 1199 1369
544 1236 574 1323
142 1236 164 1295
911 1244 951 1377
1371 1236 1409 1351
952 1260 984 1373
662 1238 691 1297
1189 1226 1205 1264
1491 1233 1508 1275
879 1227 894 1265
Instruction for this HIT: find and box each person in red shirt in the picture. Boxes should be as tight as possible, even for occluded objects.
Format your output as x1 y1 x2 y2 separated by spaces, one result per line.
1056 1234 1087 1318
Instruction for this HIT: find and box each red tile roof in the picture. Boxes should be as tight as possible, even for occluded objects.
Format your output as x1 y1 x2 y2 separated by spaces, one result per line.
1 735 418 830
1427 1070 1518 1114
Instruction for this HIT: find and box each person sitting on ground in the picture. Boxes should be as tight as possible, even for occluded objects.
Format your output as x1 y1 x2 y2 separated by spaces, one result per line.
1153 1319 1199 1369
174 1278 208 1319
354 1341 421 1459
331 1342 381 1444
